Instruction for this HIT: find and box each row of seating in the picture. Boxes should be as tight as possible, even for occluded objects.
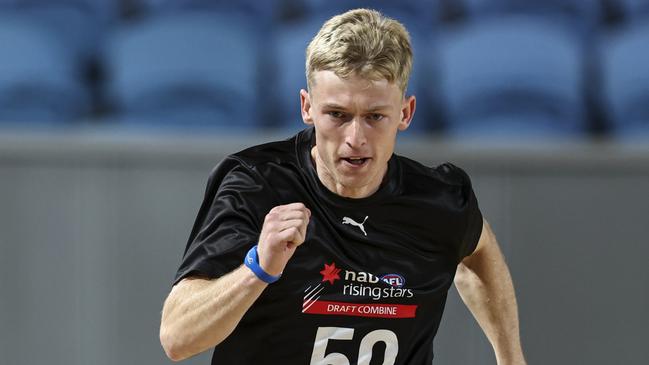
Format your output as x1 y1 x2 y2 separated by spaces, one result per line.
1 1 649 140
4 0 649 30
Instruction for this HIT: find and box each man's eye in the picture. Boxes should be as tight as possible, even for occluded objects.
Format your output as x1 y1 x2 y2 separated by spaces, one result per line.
328 111 344 119
368 113 384 121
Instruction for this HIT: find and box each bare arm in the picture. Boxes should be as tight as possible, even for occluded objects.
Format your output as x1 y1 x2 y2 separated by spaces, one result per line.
160 268 267 361
160 203 311 361
454 220 526 365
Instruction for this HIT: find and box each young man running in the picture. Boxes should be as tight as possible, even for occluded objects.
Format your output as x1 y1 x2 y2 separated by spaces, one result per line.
160 8 526 365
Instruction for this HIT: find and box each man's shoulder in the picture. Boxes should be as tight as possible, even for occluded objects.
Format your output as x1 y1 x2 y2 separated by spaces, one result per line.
396 155 473 188
209 130 304 182
231 135 298 169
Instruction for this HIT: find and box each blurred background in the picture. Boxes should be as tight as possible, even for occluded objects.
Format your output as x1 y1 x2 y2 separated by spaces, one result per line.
0 0 648 364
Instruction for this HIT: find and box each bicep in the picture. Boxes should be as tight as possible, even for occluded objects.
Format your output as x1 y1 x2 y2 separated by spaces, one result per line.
454 219 506 293
460 219 503 268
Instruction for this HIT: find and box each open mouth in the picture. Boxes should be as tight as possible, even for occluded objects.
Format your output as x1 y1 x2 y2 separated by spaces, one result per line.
341 157 370 166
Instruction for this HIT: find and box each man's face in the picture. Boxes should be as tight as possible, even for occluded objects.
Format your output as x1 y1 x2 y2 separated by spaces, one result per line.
300 70 416 198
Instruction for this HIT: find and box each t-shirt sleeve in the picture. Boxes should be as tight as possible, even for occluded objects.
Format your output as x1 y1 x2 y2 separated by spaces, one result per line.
173 157 277 285
459 180 483 260
438 163 483 261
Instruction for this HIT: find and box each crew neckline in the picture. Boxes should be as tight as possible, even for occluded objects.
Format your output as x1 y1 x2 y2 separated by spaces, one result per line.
295 127 401 207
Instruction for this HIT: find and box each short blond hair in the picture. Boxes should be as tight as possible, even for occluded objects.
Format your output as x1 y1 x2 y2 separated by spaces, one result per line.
305 8 413 94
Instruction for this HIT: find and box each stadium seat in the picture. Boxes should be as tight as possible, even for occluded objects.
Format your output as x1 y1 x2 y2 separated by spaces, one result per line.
0 0 118 65
0 14 90 124
135 0 279 29
267 17 321 133
298 0 438 30
615 0 649 22
434 16 586 140
105 12 262 129
601 20 649 139
460 0 600 17
457 0 505 18
460 0 602 35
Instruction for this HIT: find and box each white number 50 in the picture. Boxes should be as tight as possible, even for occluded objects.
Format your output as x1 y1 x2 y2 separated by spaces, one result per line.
309 327 399 365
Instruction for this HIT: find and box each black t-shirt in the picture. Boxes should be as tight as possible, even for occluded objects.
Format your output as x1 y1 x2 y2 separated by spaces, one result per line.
174 127 483 365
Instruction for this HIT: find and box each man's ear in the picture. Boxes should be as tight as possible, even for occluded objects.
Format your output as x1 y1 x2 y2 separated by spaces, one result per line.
300 89 314 125
398 95 416 131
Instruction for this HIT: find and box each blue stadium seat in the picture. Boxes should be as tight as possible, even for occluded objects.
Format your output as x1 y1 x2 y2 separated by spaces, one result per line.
298 0 438 30
461 0 600 17
435 16 586 140
105 12 262 130
136 0 279 29
268 17 321 133
0 14 90 124
0 1 118 65
461 0 601 35
615 0 649 22
459 0 505 17
602 20 649 139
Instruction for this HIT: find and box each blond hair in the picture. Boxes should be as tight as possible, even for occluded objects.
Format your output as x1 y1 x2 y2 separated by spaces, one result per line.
305 8 413 94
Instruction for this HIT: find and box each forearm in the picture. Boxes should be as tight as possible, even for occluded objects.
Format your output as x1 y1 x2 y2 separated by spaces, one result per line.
160 265 267 361
454 224 526 364
160 203 310 361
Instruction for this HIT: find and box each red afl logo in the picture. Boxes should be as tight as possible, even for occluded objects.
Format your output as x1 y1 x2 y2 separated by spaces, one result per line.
380 274 405 288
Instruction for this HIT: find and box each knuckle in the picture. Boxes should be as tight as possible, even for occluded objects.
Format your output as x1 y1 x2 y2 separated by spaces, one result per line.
266 211 279 221
296 234 306 244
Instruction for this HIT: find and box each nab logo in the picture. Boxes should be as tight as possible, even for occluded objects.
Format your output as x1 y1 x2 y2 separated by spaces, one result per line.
381 274 405 288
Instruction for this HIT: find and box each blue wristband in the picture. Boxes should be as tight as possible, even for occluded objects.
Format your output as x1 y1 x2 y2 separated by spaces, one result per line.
244 245 282 284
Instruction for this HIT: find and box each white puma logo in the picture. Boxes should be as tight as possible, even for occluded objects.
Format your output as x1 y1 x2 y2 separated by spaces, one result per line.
342 216 368 236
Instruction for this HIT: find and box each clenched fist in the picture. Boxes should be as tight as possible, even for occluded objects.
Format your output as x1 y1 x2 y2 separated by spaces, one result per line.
257 203 311 277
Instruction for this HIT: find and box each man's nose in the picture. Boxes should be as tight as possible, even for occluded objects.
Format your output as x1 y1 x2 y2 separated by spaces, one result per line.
345 118 367 148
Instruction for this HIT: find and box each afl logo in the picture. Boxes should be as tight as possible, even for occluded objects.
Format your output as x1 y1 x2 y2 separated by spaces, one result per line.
380 274 405 288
